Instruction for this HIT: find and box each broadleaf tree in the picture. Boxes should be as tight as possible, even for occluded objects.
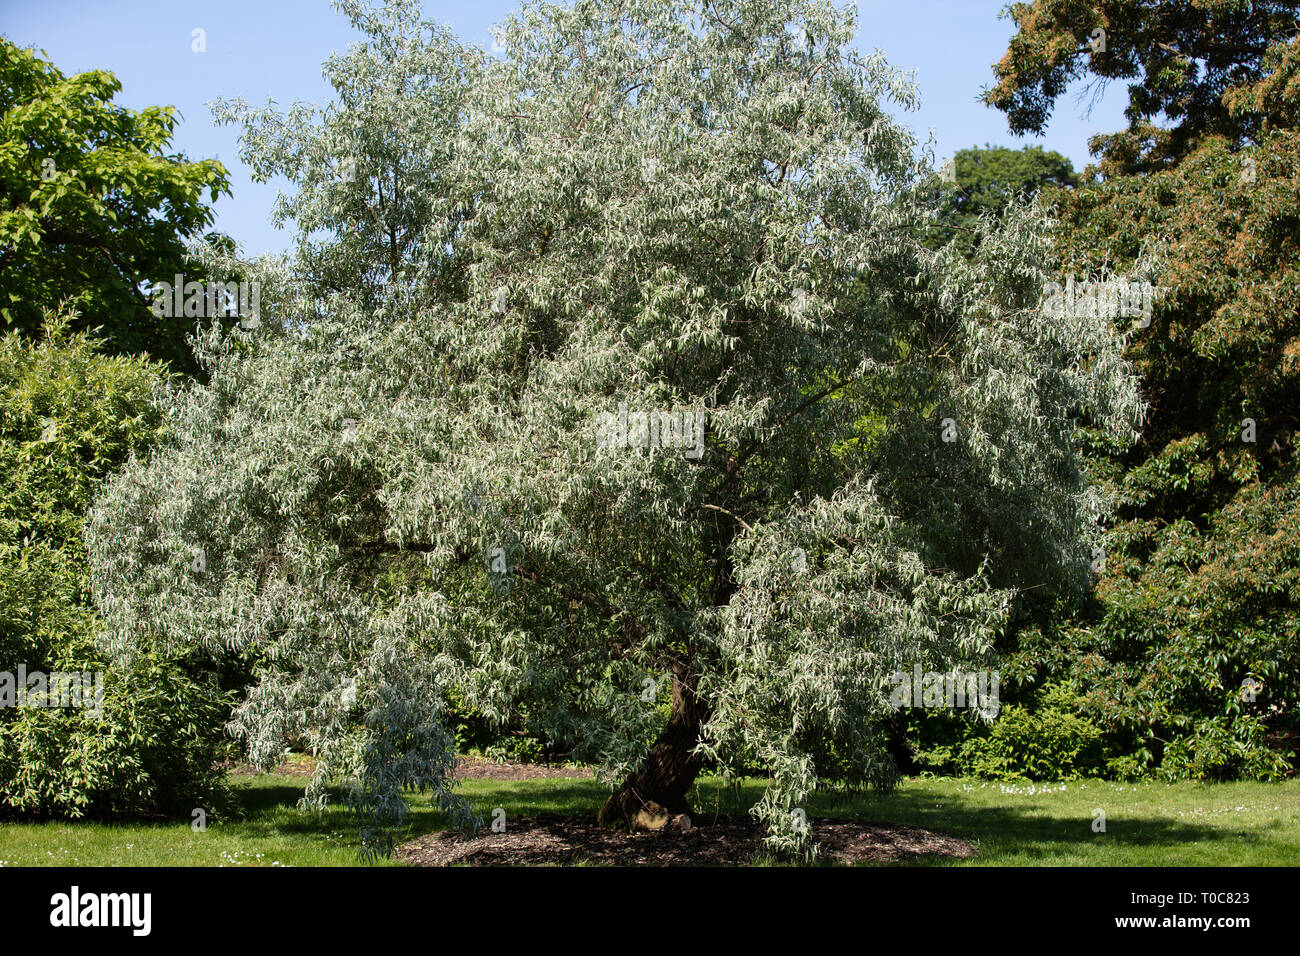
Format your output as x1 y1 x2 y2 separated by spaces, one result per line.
984 0 1300 779
0 39 231 369
922 144 1077 257
983 0 1300 175
87 0 1142 855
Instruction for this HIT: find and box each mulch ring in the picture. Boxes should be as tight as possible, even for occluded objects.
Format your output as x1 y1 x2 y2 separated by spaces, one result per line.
453 756 594 781
395 812 976 866
220 755 593 781
220 757 317 777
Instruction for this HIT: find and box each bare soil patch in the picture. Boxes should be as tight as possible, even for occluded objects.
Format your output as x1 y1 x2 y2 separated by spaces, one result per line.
395 812 976 866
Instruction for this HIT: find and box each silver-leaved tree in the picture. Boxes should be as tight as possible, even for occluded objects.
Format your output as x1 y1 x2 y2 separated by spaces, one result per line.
87 0 1142 856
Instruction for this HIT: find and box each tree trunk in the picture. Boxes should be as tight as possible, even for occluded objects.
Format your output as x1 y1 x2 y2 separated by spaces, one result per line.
598 664 710 829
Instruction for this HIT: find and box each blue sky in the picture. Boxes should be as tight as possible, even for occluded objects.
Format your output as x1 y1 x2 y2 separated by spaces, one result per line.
1 0 1130 257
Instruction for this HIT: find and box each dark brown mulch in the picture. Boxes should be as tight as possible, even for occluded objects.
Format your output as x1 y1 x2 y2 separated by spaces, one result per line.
220 755 592 781
395 813 976 867
453 756 594 781
220 757 317 778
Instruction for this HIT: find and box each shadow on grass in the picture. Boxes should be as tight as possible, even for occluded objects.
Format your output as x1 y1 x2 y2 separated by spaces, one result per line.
232 783 315 815
701 780 1268 863
228 777 612 844
807 795 1256 864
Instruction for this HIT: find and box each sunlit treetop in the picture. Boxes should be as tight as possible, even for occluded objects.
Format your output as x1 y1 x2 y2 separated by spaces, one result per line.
0 40 230 370
982 0 1300 175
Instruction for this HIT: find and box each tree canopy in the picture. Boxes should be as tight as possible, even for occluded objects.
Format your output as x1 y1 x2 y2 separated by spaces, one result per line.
0 39 230 368
982 0 1300 175
924 144 1077 257
86 0 1142 855
986 0 1300 778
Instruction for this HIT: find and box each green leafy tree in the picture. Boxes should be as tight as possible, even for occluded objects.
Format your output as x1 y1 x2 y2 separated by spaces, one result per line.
0 314 231 818
925 144 1077 256
987 1 1300 778
983 0 1300 175
0 40 230 368
88 0 1141 855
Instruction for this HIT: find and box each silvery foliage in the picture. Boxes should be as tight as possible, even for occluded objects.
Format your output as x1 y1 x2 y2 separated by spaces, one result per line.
87 0 1142 856
209 0 479 313
182 239 300 334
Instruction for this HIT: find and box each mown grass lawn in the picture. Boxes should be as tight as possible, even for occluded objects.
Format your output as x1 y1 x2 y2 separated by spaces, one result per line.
2 772 1297 866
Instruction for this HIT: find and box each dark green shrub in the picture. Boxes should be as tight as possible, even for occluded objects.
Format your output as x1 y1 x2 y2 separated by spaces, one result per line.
960 684 1110 781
